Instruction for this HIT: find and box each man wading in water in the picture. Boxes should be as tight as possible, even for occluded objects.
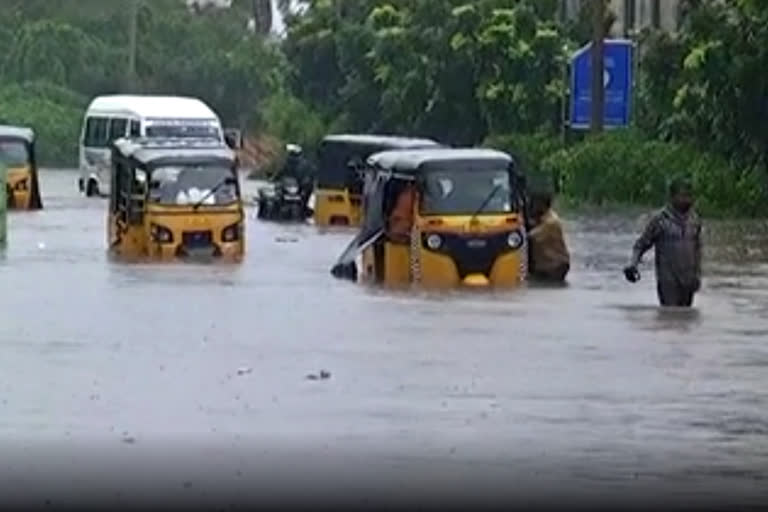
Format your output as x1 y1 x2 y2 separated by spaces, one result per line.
624 177 702 307
528 190 570 283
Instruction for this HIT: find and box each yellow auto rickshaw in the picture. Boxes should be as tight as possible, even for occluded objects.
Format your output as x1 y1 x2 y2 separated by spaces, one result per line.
0 125 43 210
313 134 441 227
107 137 245 262
331 147 528 288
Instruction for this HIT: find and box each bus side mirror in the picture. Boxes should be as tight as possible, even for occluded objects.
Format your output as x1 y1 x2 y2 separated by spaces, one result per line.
224 129 242 150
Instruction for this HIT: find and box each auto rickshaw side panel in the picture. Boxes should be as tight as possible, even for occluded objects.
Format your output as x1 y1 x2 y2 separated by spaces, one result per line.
361 245 375 283
488 216 526 286
489 250 525 286
383 241 410 285
108 211 149 259
313 188 361 227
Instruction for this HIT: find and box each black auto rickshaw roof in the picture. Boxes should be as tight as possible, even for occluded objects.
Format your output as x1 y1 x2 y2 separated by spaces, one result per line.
0 124 35 143
320 134 440 149
112 137 236 168
316 134 442 188
366 147 515 176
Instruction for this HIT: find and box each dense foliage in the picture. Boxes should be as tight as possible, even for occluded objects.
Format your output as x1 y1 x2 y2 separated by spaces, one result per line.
1 0 767 216
280 0 768 216
282 0 567 145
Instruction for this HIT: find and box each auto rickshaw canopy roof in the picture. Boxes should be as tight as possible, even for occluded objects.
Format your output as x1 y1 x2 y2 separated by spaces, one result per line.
316 134 442 188
0 125 35 144
112 137 237 169
320 134 440 148
366 147 515 176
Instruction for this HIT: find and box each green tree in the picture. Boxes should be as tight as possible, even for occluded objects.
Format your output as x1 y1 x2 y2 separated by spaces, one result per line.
282 0 568 144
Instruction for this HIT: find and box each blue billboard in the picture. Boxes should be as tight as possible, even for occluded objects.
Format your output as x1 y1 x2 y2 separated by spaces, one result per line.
570 38 634 130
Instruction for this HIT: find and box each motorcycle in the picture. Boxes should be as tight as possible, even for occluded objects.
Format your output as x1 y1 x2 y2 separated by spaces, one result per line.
257 175 307 221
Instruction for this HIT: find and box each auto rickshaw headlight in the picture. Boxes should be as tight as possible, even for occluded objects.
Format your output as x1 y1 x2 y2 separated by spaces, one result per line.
507 230 524 250
221 222 242 242
426 233 443 250
151 223 174 243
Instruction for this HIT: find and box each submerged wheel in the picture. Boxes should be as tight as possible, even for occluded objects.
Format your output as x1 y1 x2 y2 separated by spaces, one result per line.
86 179 99 197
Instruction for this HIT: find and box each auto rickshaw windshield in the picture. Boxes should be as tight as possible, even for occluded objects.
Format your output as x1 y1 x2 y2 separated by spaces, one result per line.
420 168 512 215
148 164 238 206
0 139 30 167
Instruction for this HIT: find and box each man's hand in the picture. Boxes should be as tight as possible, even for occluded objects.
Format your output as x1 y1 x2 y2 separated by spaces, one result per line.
623 265 641 283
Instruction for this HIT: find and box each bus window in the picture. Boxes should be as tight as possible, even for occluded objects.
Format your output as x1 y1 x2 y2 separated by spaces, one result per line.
129 120 141 137
84 117 109 147
108 118 128 142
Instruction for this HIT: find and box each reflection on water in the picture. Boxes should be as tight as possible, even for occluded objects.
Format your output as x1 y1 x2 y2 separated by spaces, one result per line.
0 170 766 504
610 304 704 334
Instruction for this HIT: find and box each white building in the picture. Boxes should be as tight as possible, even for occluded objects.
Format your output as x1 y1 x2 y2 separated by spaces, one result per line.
563 0 684 35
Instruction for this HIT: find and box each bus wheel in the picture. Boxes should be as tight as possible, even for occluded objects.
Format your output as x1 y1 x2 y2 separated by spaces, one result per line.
86 179 99 197
78 178 84 193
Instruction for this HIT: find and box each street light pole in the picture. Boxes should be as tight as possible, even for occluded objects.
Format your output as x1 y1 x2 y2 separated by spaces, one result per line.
559 0 568 148
126 0 138 91
590 0 605 133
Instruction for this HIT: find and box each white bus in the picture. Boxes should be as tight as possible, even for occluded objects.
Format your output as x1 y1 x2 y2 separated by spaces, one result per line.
78 95 227 197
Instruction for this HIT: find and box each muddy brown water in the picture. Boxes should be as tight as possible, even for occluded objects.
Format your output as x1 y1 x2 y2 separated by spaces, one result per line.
0 169 766 507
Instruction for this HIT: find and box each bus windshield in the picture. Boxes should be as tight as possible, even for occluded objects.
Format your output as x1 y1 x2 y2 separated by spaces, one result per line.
148 164 238 206
0 139 30 167
145 123 221 140
420 169 512 216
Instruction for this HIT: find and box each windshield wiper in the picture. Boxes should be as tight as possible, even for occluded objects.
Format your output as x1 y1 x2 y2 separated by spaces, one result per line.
192 177 235 210
469 184 502 222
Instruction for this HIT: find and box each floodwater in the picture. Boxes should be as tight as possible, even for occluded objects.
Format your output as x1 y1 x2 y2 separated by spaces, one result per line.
0 169 766 508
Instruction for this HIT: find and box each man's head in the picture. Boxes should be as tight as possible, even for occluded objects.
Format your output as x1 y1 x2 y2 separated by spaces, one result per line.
668 177 694 214
286 144 303 158
529 190 553 219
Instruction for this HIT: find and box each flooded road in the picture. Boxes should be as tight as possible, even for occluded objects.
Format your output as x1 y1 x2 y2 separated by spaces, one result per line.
0 169 767 507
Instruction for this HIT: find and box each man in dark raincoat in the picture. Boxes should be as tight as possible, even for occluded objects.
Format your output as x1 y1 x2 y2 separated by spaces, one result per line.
624 177 702 307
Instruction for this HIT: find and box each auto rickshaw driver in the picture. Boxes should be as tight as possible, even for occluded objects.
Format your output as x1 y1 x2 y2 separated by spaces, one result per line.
386 182 417 243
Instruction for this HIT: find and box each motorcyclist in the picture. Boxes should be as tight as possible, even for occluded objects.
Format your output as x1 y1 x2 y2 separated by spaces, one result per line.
276 144 315 216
